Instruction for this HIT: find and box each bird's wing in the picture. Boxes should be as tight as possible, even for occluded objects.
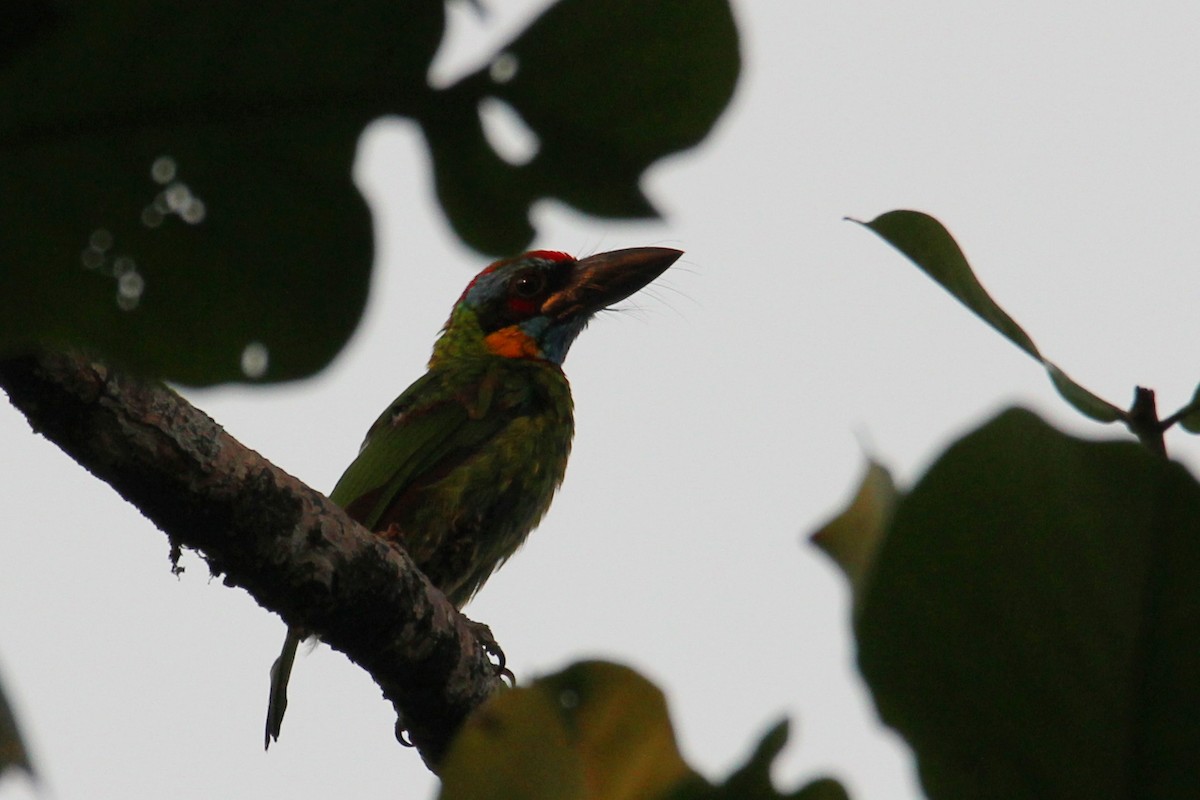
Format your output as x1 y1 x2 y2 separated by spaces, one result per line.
327 369 518 530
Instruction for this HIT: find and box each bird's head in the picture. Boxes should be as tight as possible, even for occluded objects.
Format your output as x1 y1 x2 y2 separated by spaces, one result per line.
432 247 682 366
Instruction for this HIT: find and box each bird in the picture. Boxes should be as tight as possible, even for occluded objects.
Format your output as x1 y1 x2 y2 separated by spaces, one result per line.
265 246 681 748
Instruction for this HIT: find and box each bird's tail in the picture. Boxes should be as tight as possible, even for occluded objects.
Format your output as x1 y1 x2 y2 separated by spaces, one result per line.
265 626 302 749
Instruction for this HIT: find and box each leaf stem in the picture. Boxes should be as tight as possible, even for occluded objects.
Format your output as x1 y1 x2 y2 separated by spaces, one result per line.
1159 396 1200 431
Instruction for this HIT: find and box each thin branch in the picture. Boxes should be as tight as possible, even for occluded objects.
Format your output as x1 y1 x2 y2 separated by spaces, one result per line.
0 350 501 770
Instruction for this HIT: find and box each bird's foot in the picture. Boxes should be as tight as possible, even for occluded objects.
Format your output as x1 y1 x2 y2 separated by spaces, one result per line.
463 618 514 684
391 620 514 749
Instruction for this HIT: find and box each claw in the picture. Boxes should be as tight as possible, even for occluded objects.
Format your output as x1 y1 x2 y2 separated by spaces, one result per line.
395 717 415 748
485 640 507 675
463 618 511 678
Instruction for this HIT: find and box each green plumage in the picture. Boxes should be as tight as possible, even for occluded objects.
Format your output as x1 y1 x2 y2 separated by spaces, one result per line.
264 247 680 749
335 350 574 607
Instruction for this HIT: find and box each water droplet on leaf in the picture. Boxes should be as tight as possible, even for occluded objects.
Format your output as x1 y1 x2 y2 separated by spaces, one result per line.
240 342 270 379
180 198 206 224
489 52 519 83
165 183 192 212
112 255 136 276
151 156 177 184
117 270 144 300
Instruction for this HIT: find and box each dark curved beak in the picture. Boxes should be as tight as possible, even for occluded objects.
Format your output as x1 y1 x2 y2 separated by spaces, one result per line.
541 247 682 320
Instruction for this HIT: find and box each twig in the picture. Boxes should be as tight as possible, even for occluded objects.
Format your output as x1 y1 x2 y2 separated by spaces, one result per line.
1126 386 1167 459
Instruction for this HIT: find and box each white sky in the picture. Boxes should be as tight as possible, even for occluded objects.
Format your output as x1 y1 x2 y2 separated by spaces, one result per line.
5 2 1200 798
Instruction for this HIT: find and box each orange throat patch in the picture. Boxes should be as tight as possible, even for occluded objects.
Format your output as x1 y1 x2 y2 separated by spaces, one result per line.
483 326 544 360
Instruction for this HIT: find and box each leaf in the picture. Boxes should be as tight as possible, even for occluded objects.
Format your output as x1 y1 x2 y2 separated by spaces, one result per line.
439 661 694 800
540 661 697 800
856 211 1123 423
438 682 586 800
423 0 741 254
670 721 850 800
855 408 1200 799
1044 362 1123 424
440 662 849 800
810 460 898 605
1177 382 1200 433
1 2 443 384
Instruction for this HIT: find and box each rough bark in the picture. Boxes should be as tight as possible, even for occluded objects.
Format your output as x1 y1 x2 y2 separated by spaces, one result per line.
0 350 502 770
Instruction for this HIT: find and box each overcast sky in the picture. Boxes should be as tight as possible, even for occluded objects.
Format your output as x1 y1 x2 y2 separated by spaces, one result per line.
5 2 1200 799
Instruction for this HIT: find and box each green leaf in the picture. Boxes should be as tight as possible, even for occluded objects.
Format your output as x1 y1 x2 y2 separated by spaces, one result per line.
856 211 1123 423
439 661 695 800
810 460 898 606
1176 382 1200 433
859 210 1039 358
438 684 586 800
1044 362 1123 424
1 2 444 383
855 408 1200 799
669 721 850 800
423 0 741 254
440 662 848 800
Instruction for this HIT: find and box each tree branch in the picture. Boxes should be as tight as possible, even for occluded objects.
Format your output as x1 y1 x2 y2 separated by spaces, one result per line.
0 350 501 770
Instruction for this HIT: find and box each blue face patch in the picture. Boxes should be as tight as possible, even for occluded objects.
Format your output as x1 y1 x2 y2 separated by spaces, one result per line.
526 315 587 365
463 268 511 309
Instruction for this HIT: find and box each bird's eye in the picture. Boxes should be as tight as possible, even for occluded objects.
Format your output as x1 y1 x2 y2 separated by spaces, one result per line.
512 271 545 298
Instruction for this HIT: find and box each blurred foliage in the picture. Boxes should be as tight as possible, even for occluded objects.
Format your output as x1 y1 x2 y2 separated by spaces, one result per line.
438 661 847 800
1 0 738 384
843 203 1200 798
817 408 1200 799
0 670 33 782
811 461 898 605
